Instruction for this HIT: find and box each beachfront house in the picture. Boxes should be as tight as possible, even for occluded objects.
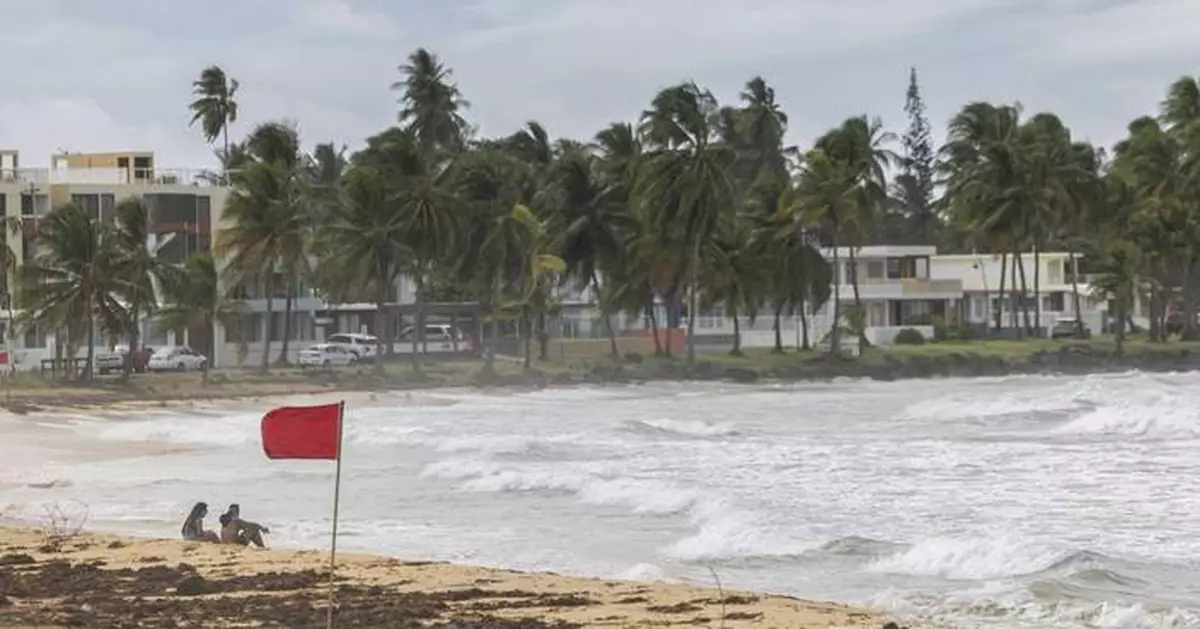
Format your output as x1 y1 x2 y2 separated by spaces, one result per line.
929 252 1112 336
625 245 965 351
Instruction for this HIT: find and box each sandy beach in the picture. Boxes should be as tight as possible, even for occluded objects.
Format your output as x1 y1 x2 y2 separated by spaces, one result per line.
0 526 884 628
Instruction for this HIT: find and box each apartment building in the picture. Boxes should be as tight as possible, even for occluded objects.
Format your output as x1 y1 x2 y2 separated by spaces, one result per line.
0 149 228 369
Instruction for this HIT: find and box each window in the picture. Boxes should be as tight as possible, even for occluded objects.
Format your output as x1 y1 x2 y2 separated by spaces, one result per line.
225 314 261 343
886 258 902 280
1047 260 1063 285
972 296 986 319
23 324 47 349
71 194 117 221
890 299 934 326
1043 292 1065 312
844 261 857 285
20 194 47 217
0 193 6 218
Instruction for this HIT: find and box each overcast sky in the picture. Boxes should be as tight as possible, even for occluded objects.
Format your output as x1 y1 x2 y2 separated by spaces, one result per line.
1 0 1196 169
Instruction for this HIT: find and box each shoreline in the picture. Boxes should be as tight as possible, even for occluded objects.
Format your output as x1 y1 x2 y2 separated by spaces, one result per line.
3 342 1200 412
0 525 886 628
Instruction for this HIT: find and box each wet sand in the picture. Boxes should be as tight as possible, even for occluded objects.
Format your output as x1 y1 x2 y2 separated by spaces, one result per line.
0 526 884 628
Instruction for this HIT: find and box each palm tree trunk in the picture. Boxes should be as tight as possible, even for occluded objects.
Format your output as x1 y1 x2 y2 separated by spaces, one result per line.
484 274 498 374
374 279 388 377
85 306 96 382
537 313 549 361
522 309 533 370
1069 247 1085 336
1033 243 1041 338
996 251 1008 331
686 233 701 366
1017 248 1032 336
648 304 663 356
412 272 424 373
848 244 866 350
261 266 274 374
772 305 783 354
592 271 619 359
1184 253 1197 339
125 301 140 379
1009 248 1020 334
278 275 295 365
730 305 742 355
829 233 842 356
801 305 810 351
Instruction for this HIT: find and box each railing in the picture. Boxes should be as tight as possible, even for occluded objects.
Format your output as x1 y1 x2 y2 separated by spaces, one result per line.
0 168 222 187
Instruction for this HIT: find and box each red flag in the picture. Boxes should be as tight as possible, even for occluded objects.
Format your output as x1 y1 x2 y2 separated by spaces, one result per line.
261 403 343 460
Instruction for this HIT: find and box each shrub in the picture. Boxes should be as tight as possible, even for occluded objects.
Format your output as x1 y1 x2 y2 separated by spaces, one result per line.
893 328 926 345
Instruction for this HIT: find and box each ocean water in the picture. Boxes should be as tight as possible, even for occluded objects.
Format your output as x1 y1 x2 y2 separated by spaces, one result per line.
3 372 1200 628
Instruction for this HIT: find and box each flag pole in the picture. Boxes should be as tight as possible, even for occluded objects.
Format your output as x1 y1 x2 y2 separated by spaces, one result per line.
326 401 345 629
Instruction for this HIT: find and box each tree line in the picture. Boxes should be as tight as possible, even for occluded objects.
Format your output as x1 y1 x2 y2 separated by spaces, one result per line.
6 50 1200 380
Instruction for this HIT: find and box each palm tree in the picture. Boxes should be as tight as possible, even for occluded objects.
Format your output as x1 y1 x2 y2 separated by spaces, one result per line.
637 82 737 365
543 148 631 358
112 198 172 377
1091 238 1142 355
241 122 310 365
453 148 536 373
747 172 831 353
941 102 1028 332
156 253 244 382
816 116 898 350
320 166 409 376
499 204 566 369
393 48 471 154
391 136 461 373
790 148 858 355
218 157 307 373
189 66 240 169
18 203 125 381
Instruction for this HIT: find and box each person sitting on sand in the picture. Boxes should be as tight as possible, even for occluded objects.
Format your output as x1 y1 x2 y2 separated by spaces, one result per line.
181 502 220 543
219 503 269 548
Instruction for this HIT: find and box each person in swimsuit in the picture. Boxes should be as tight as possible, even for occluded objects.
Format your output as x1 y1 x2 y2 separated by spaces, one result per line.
180 502 220 543
219 503 269 548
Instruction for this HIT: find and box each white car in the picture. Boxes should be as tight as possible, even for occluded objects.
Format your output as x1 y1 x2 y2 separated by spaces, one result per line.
396 324 472 354
298 343 356 368
91 350 125 375
325 333 380 362
147 346 208 372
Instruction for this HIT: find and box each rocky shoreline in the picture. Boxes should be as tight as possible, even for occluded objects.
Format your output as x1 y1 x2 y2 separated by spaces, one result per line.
505 345 1200 387
2 345 1195 413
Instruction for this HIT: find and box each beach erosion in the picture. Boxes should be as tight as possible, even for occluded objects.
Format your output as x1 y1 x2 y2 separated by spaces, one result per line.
4 374 1200 628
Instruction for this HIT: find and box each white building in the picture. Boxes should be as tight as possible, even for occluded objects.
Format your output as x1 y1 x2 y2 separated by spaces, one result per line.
930 252 1107 335
628 245 965 349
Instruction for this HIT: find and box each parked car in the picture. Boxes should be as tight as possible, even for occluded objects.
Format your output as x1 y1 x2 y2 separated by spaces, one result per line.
396 324 472 354
92 350 124 375
147 346 208 372
1050 318 1089 339
325 333 380 362
298 343 356 368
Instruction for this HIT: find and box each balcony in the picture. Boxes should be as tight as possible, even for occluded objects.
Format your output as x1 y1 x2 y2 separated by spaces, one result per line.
1 167 221 187
900 278 963 298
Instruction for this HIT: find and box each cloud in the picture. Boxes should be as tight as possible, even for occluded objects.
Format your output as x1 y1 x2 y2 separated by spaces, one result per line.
0 0 1195 170
294 0 396 35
